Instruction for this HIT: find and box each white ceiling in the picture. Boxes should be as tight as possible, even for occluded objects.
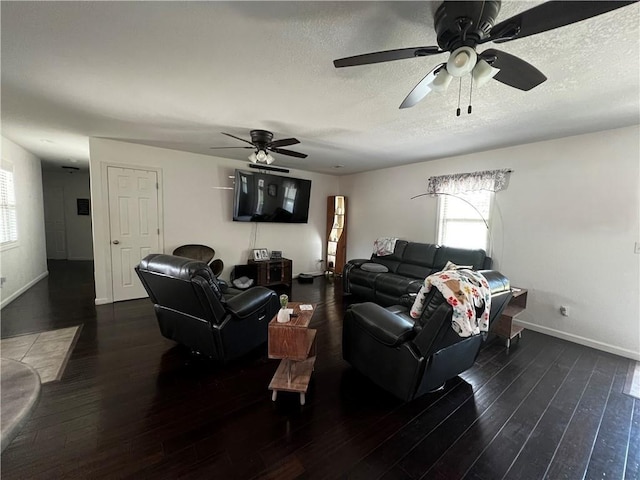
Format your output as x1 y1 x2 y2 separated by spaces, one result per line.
2 1 639 175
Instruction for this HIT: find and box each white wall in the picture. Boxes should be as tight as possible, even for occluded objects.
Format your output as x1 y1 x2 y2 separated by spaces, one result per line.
0 136 48 308
89 138 338 304
42 171 94 260
341 126 640 360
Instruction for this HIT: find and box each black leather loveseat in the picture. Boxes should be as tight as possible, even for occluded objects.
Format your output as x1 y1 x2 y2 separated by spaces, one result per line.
343 240 491 307
343 270 511 401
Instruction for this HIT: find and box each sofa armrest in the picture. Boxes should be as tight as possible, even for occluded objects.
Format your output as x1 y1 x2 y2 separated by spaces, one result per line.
399 293 417 308
347 258 372 267
226 287 278 320
346 302 416 347
217 278 229 292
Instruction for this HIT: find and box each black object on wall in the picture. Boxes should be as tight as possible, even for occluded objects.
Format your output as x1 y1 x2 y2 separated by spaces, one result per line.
77 198 90 215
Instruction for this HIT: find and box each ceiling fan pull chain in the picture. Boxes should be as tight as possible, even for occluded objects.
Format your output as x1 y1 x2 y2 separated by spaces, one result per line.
468 77 473 115
456 78 462 117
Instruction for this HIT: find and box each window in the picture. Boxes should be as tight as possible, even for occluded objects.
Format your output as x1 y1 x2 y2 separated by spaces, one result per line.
1 163 18 246
282 181 297 213
437 190 492 251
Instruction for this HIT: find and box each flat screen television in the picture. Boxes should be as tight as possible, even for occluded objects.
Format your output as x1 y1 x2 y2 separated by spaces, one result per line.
233 170 312 223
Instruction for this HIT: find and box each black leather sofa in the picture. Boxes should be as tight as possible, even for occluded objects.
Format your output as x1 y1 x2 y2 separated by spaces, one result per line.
343 241 491 307
136 254 279 363
343 270 511 401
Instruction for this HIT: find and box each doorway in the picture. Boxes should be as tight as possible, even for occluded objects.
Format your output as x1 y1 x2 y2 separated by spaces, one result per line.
43 186 67 259
107 166 161 302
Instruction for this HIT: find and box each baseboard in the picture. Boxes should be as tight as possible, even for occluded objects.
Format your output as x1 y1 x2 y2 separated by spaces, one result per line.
94 298 111 305
0 271 49 309
515 319 640 361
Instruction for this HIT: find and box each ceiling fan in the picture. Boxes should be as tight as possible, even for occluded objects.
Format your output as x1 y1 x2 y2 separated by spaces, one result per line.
210 130 308 164
333 0 637 111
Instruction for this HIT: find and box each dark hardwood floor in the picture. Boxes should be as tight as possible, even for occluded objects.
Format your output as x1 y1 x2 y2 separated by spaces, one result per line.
1 260 638 479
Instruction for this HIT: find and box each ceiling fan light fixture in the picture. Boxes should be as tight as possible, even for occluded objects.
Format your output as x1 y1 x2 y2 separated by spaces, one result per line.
446 46 477 77
430 68 453 92
248 152 258 163
265 153 275 165
472 59 500 87
256 150 268 162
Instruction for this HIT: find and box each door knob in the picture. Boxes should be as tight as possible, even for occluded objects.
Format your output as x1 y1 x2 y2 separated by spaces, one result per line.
112 240 120 245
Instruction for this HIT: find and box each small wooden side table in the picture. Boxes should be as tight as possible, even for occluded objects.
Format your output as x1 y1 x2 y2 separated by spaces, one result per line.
493 288 528 349
268 302 317 405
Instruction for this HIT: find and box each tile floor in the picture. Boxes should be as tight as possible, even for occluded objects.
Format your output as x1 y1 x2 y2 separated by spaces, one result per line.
0 326 80 383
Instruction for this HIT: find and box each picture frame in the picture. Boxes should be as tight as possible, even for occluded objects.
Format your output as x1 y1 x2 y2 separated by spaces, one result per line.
267 184 277 197
252 248 270 261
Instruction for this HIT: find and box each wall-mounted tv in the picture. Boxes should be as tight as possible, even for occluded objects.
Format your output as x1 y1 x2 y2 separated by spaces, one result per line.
233 170 312 223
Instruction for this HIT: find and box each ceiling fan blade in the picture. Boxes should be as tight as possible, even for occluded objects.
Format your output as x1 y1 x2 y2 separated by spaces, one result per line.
334 46 443 68
485 1 637 43
269 137 300 148
481 49 546 91
399 63 445 109
221 132 255 146
209 146 253 150
270 147 308 159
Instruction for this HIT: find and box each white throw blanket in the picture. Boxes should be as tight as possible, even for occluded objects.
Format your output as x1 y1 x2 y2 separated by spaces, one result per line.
373 237 398 256
410 269 491 337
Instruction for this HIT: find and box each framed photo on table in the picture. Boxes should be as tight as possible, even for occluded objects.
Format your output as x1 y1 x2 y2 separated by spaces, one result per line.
252 248 270 261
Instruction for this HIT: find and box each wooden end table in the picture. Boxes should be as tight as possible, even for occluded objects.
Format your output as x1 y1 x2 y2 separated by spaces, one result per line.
268 302 317 405
493 287 528 349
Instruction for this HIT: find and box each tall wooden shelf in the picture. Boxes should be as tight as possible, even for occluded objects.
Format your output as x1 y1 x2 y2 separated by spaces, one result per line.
326 196 347 275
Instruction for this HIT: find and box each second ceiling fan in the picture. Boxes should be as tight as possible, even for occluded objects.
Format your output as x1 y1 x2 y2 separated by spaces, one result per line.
333 0 637 110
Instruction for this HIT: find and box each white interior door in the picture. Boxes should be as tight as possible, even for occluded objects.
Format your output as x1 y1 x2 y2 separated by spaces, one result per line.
107 167 160 301
43 186 67 259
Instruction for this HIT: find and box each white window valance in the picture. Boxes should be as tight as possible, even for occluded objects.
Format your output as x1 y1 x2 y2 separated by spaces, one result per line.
427 169 511 195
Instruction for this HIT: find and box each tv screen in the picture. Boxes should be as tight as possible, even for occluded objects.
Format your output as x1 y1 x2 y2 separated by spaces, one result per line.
233 170 312 223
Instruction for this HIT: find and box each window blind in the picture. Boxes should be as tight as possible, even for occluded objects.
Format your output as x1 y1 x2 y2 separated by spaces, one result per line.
0 165 18 245
437 190 492 250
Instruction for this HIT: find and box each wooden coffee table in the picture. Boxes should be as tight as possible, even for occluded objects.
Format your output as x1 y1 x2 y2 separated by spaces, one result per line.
268 302 317 405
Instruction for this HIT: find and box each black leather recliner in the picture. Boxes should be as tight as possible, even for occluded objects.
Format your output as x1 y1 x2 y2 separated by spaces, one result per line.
136 254 279 363
342 270 512 401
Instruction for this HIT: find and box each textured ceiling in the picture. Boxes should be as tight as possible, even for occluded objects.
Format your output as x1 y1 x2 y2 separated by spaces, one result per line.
1 1 639 175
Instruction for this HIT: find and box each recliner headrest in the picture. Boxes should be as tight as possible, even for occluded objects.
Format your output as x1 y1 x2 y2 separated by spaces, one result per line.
478 270 510 294
138 253 225 303
138 253 211 280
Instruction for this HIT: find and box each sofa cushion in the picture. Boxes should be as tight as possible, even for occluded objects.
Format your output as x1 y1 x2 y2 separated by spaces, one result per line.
395 243 437 279
384 240 409 261
401 242 438 266
396 263 436 280
433 246 486 270
361 262 389 273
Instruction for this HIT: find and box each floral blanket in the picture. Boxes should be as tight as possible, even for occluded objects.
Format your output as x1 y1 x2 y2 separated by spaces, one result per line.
410 269 491 337
373 237 398 256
